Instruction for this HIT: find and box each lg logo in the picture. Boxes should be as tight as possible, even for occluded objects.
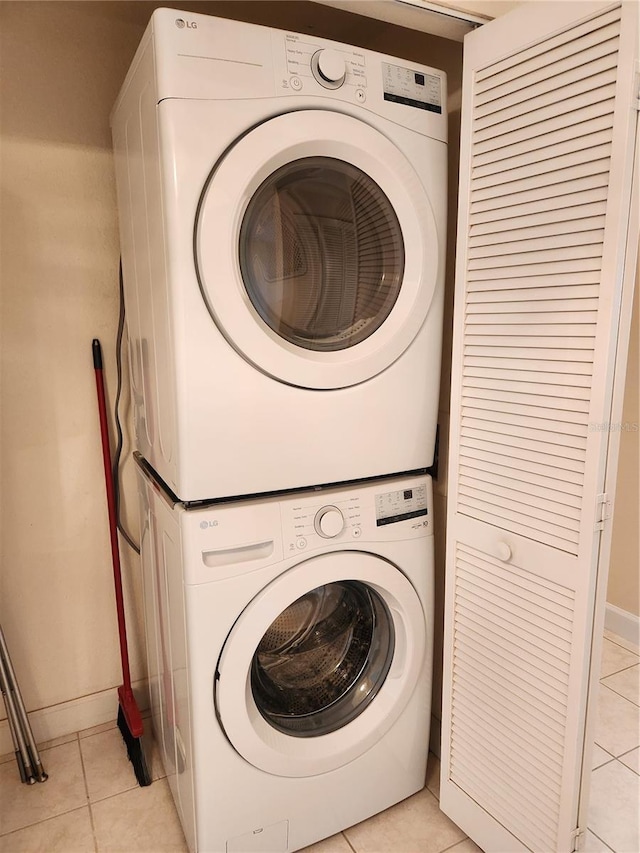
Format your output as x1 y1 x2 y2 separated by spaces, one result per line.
175 18 198 29
200 520 218 529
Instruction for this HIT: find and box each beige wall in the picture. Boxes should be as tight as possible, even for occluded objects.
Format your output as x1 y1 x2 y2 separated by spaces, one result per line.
0 1 153 728
608 261 640 617
0 0 462 735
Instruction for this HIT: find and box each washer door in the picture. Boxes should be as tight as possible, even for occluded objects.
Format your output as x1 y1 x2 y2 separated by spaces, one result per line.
195 110 439 389
215 551 426 777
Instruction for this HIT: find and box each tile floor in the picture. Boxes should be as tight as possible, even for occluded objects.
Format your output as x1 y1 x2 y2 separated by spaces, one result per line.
586 630 640 853
0 724 475 853
0 631 637 853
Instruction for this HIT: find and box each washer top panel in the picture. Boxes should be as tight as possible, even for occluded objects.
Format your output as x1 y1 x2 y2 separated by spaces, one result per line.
176 473 434 584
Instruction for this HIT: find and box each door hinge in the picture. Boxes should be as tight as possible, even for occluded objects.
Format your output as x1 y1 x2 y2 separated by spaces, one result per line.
595 493 612 531
570 826 585 852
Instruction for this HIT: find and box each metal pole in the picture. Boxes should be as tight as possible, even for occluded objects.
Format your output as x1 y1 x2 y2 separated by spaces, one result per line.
0 647 34 783
0 625 47 783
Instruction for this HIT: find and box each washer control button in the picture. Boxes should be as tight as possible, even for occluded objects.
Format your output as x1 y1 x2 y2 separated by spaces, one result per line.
289 75 302 91
352 526 362 538
296 537 307 549
355 88 366 103
314 506 345 538
311 49 346 89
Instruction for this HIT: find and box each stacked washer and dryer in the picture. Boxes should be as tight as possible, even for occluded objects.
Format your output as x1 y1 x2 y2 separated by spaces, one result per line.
111 9 447 853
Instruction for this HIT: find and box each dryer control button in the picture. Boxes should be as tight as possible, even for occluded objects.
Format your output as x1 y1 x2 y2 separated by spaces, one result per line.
314 506 344 538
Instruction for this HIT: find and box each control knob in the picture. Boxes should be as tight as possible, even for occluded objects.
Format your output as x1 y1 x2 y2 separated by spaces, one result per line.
311 49 346 89
314 506 345 538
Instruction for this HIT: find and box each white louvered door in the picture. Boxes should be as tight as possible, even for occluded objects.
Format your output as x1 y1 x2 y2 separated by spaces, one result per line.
441 3 639 852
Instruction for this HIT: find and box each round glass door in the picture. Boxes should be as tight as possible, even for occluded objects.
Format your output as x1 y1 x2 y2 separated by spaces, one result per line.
251 580 395 737
215 551 426 777
239 157 404 353
195 110 439 389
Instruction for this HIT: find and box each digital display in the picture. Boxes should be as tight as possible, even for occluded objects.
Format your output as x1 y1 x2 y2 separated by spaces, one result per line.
382 62 442 114
375 483 428 526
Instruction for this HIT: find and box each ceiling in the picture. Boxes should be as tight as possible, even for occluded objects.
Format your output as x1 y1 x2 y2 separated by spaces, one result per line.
312 0 521 41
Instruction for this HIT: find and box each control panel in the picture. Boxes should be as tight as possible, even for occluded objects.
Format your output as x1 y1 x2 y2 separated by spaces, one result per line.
281 476 431 555
152 10 446 140
282 32 366 98
382 62 442 114
375 483 429 526
275 29 444 124
179 473 432 582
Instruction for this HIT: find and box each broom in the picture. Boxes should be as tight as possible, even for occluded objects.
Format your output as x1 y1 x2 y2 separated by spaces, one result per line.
92 338 151 787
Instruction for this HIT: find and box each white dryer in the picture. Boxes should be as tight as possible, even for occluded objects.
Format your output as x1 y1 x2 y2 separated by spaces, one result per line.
137 459 434 853
112 10 447 502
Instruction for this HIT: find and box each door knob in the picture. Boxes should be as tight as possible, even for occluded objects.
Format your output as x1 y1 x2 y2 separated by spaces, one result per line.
496 542 512 562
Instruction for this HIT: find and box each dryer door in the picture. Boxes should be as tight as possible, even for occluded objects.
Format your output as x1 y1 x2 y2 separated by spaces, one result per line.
215 551 426 777
195 110 439 389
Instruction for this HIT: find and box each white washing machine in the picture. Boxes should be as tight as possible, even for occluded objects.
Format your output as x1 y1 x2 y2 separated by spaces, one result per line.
112 9 447 502
137 457 434 853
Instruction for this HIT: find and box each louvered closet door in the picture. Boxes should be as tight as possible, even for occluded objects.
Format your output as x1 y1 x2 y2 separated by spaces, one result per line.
441 3 639 852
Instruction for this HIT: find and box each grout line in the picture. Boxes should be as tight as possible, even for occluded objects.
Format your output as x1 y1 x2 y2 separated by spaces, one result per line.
593 743 616 769
586 827 615 852
38 733 83 754
617 745 639 759
78 720 118 740
600 658 640 677
424 785 440 804
604 634 640 657
613 755 640 778
76 732 99 853
0 804 91 840
341 831 358 853
598 681 639 704
83 775 150 807
601 661 640 678
438 837 471 853
76 731 89 800
599 676 640 709
0 749 16 767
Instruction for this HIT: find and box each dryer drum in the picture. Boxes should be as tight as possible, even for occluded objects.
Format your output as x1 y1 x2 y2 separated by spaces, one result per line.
251 581 395 737
239 156 404 352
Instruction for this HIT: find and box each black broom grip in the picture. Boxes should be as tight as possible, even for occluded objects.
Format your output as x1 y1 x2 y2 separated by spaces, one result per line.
92 338 103 370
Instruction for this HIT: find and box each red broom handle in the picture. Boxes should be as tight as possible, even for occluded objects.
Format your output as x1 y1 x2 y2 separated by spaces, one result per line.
92 339 132 692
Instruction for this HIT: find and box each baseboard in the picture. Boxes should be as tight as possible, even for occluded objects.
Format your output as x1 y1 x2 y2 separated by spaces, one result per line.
605 603 640 649
0 679 149 756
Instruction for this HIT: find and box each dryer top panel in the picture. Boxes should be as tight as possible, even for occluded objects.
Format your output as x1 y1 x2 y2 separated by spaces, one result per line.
117 7 447 141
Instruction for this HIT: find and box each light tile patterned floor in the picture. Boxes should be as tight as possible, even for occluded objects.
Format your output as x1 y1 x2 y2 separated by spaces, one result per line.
0 726 474 853
0 631 637 852
587 632 640 853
